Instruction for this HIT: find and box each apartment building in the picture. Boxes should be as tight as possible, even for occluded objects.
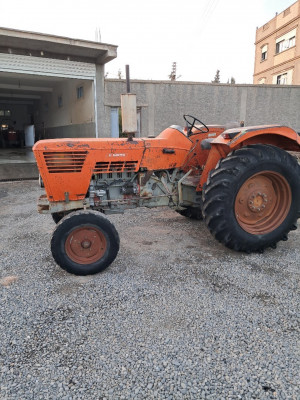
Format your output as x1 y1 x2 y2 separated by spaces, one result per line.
253 0 300 84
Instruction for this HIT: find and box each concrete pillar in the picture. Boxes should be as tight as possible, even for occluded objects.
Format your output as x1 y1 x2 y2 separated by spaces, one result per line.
95 64 107 138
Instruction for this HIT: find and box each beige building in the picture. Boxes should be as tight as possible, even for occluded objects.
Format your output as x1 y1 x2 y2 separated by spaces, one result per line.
253 0 300 84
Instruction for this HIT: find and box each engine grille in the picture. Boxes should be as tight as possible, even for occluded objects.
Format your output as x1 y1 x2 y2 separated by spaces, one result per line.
43 151 87 173
94 161 138 173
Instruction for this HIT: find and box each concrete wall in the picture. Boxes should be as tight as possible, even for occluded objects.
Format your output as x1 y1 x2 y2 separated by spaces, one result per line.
104 79 300 137
41 122 95 139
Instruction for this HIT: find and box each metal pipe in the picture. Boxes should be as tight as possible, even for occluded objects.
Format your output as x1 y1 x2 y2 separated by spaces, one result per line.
126 65 130 93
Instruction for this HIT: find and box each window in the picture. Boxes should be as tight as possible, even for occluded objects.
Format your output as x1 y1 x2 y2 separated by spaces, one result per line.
273 69 293 85
276 29 296 53
276 39 294 53
261 44 268 61
289 36 295 47
277 73 287 85
77 86 84 99
276 40 284 53
0 109 11 117
258 77 266 84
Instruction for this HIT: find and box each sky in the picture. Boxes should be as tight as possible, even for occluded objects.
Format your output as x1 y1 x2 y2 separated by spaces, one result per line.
0 0 295 83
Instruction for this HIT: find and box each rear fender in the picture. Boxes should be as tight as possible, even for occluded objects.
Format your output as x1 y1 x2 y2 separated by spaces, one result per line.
212 125 300 150
197 125 300 191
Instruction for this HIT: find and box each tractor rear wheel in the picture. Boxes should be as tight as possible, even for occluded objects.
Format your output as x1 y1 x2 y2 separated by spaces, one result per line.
51 210 120 275
202 144 300 252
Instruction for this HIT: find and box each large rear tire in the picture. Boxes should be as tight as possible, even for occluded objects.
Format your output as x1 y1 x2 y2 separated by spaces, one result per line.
202 144 300 252
51 210 120 275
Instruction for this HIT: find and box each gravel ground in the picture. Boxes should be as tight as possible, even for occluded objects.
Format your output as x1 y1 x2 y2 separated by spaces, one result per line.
0 180 299 400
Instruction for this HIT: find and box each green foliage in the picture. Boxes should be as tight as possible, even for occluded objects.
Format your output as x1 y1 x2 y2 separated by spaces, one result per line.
212 69 220 83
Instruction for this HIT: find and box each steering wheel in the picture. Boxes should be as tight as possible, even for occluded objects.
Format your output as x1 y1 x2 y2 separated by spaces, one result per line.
183 114 209 136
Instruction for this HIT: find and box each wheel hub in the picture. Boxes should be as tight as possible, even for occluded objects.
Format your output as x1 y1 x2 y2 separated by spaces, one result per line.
65 226 107 265
81 240 91 249
235 171 291 235
247 191 268 213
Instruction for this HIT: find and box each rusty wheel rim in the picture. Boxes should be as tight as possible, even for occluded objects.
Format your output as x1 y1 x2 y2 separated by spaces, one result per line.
65 226 107 265
235 171 291 235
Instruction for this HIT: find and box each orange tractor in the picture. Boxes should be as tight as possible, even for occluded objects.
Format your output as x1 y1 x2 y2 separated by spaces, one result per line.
33 115 300 275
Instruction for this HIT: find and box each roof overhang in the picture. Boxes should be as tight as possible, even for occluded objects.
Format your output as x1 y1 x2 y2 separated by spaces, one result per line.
0 27 117 65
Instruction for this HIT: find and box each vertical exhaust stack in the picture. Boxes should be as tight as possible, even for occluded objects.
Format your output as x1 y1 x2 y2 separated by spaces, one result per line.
121 65 137 141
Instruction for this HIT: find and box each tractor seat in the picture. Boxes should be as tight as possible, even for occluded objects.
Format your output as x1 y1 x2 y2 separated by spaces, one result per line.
201 138 214 150
200 122 240 150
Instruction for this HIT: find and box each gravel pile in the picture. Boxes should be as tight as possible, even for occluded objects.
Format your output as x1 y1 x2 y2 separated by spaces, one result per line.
0 180 299 399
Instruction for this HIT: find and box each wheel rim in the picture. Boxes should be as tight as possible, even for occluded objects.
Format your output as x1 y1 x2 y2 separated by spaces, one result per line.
65 226 107 265
235 171 291 235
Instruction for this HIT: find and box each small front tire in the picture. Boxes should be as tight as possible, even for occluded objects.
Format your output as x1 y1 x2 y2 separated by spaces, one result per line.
52 212 66 224
51 210 120 275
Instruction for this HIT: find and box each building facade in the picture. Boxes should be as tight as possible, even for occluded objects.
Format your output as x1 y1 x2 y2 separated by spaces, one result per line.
0 27 117 147
253 0 300 85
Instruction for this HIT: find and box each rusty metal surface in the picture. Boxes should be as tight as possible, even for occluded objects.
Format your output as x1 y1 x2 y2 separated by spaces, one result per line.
37 195 89 214
65 226 107 265
235 171 292 235
33 126 192 203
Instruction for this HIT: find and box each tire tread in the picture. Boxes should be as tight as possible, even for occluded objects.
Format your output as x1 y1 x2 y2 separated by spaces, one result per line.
202 144 300 252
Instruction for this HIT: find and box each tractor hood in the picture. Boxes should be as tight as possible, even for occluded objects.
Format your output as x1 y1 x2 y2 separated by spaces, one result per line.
33 126 192 202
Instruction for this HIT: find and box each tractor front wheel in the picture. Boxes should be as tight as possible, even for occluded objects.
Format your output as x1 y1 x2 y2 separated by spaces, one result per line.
52 212 66 224
202 144 300 252
51 210 120 275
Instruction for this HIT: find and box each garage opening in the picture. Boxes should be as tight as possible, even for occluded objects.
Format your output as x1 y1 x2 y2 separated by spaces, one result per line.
0 27 117 179
0 72 96 150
